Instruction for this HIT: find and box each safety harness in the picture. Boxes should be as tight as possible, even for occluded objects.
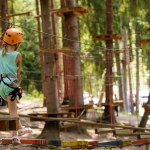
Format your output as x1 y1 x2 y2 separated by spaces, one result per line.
0 73 22 106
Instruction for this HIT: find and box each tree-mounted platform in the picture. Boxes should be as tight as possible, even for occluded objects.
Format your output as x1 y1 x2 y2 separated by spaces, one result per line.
97 100 123 107
93 34 123 41
139 38 150 45
41 48 72 53
28 112 75 121
61 105 93 117
51 6 89 17
146 28 150 32
0 117 19 131
113 49 126 54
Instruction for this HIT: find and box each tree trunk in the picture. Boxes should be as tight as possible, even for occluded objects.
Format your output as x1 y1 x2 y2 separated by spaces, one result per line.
114 40 123 111
115 40 123 101
61 0 84 106
122 27 128 112
35 0 46 106
38 0 60 140
60 0 88 134
1 0 9 31
104 0 115 124
135 26 140 115
138 93 150 128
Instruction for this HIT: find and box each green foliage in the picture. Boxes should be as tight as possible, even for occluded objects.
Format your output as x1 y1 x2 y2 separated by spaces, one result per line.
19 16 42 94
3 0 150 97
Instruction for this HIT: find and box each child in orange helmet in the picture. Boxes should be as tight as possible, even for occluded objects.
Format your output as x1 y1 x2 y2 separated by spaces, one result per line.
0 28 32 145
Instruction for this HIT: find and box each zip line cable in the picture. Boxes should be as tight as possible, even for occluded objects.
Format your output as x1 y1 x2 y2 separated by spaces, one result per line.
0 18 149 52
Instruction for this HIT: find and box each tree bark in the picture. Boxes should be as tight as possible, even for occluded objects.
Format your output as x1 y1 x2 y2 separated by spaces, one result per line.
1 0 9 31
104 0 115 123
61 0 84 106
38 0 60 140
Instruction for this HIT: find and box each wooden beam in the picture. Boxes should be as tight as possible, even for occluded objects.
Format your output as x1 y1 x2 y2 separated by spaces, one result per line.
2 139 47 146
0 12 30 19
51 6 89 17
93 34 123 41
41 48 72 53
139 39 150 45
0 117 19 131
0 111 150 132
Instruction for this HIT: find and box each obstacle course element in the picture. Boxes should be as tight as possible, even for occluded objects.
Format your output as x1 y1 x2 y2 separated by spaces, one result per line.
97 100 123 107
41 48 72 53
61 104 93 116
2 139 47 146
93 34 123 41
0 117 19 131
51 6 89 17
1 138 150 149
28 112 75 121
139 39 150 45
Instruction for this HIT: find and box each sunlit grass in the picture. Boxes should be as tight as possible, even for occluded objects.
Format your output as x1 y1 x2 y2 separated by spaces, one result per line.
21 93 44 102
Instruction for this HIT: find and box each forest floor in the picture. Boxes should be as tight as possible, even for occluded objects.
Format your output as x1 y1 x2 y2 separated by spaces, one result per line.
0 100 150 150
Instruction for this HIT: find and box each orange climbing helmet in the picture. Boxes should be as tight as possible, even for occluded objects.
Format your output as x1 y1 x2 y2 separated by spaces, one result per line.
3 28 23 45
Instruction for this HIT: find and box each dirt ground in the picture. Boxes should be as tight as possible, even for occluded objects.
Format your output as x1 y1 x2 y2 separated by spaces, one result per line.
0 100 150 150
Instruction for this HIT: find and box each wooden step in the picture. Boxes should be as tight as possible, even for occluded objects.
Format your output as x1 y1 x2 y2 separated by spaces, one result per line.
98 140 123 148
2 138 47 146
28 112 75 121
0 117 19 131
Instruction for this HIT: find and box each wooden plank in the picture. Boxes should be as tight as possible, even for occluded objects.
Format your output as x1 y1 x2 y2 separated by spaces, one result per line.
132 139 150 146
114 129 133 135
60 122 77 128
98 140 123 147
0 12 30 19
93 34 123 41
95 128 116 134
28 112 75 122
98 101 123 107
0 117 19 131
139 134 150 139
61 141 88 147
123 140 132 146
2 139 48 146
61 105 93 110
51 7 89 16
41 48 72 53
1 111 150 132
139 39 150 45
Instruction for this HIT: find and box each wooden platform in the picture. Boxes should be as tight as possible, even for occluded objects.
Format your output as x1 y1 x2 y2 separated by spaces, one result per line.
139 38 150 45
51 6 89 17
97 100 123 107
61 105 93 116
28 112 75 121
93 34 123 41
0 117 19 131
41 48 72 53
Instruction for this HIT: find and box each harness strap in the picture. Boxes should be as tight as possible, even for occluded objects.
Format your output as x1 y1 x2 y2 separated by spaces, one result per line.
0 74 22 101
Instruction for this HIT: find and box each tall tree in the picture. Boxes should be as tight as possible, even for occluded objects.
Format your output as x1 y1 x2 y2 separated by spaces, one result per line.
104 0 115 123
61 0 84 106
0 0 9 36
38 0 60 140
